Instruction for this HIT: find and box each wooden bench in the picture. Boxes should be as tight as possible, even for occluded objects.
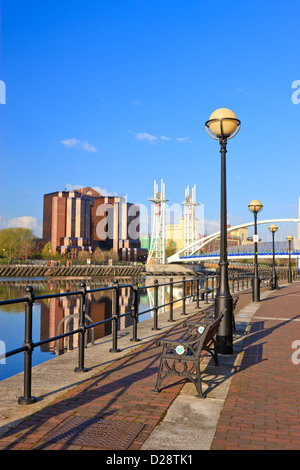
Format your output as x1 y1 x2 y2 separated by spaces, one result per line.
261 277 272 289
152 314 224 399
191 295 239 330
231 295 239 331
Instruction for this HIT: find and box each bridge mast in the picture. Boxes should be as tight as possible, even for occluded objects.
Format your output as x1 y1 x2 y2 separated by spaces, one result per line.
147 179 169 264
182 184 200 255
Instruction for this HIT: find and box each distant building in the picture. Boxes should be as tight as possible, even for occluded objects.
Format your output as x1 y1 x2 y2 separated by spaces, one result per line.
42 187 147 261
140 234 151 251
229 226 249 245
166 217 200 252
200 225 248 254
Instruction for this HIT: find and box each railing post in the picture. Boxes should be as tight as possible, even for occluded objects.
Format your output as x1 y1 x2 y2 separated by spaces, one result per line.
205 276 209 304
18 286 37 405
211 276 215 301
74 281 89 373
232 274 235 293
237 273 239 291
182 276 187 315
152 279 160 330
196 276 200 308
130 281 140 342
168 278 175 322
109 280 121 352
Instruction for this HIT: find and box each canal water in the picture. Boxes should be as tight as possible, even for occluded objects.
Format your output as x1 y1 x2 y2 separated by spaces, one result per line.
0 276 195 381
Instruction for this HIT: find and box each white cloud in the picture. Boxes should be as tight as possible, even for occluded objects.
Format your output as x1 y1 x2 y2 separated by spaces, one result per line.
7 216 38 230
93 186 118 196
135 133 190 144
65 184 117 196
65 183 84 191
132 99 142 106
236 88 249 95
135 132 158 143
60 138 97 153
204 219 220 235
4 216 42 237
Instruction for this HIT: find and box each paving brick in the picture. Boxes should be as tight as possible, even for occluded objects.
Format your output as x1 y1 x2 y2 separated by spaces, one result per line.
211 282 300 450
1 283 300 450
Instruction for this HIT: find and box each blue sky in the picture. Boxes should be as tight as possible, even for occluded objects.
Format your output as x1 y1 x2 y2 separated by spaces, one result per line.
0 0 299 240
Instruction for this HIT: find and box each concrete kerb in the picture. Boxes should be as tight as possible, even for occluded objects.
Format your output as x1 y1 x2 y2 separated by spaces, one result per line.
141 288 273 451
0 297 211 438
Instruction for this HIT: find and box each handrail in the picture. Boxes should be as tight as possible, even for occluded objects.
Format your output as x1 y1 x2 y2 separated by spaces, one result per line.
0 272 257 405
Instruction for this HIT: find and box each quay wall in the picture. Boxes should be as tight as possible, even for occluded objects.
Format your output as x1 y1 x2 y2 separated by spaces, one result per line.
0 264 142 278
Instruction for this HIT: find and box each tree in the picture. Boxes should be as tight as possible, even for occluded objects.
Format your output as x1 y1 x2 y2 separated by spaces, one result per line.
92 247 119 263
41 242 52 260
165 239 177 258
0 228 35 259
78 251 90 262
92 247 107 263
107 248 119 262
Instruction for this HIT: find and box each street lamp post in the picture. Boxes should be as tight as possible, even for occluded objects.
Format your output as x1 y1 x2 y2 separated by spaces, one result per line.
287 235 293 283
269 224 278 289
205 108 241 355
248 200 263 302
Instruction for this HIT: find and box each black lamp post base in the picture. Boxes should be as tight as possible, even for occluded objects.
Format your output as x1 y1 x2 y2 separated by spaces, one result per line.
74 367 90 373
270 285 279 290
215 294 233 355
18 396 37 405
252 277 260 302
217 336 234 356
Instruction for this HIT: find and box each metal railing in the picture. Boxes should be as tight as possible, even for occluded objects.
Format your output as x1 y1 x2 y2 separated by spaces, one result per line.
0 273 255 405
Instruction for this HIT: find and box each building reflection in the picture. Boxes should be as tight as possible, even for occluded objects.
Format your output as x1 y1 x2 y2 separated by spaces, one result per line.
0 276 198 357
37 279 134 354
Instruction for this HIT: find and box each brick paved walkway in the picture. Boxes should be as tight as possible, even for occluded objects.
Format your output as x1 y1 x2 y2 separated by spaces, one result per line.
1 284 299 450
211 282 300 450
0 307 207 450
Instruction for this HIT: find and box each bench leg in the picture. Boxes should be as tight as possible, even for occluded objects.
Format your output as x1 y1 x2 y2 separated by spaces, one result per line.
152 358 165 393
194 363 206 398
203 341 219 366
212 338 219 366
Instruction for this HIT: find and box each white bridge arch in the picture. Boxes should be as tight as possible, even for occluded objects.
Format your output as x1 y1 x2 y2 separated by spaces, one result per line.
167 218 300 263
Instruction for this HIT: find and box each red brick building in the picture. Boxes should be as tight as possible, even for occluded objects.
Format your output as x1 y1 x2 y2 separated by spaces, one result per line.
42 187 147 261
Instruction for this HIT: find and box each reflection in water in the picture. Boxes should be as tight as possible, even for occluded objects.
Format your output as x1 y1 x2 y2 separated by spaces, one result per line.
0 276 201 380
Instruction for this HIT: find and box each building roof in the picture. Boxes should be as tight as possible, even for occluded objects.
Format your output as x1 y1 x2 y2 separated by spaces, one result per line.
77 187 101 197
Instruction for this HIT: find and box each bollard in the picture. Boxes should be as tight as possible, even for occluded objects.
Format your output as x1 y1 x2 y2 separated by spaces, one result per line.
74 282 89 373
18 286 37 405
181 276 187 315
168 278 175 322
109 280 121 352
152 279 160 330
237 273 239 291
130 282 140 342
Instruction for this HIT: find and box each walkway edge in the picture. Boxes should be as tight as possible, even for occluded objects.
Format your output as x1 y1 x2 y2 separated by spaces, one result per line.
141 290 273 450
